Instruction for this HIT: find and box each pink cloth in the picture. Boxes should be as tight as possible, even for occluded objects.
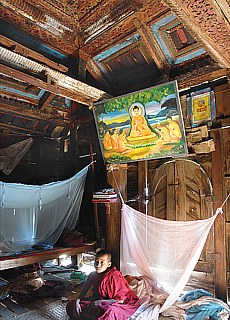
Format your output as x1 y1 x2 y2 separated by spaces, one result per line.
67 266 139 319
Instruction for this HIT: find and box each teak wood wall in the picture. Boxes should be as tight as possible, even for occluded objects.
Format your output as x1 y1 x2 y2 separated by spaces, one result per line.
105 83 230 303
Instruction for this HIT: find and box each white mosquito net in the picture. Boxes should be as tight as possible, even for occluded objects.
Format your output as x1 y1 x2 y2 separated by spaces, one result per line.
0 164 89 256
120 203 219 313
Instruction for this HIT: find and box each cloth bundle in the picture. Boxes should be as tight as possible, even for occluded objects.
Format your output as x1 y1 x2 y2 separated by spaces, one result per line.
127 277 230 320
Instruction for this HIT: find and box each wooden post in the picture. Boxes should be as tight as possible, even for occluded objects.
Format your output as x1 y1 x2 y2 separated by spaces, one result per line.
106 164 127 269
93 203 101 242
138 161 146 212
175 160 186 221
167 162 176 220
210 128 227 301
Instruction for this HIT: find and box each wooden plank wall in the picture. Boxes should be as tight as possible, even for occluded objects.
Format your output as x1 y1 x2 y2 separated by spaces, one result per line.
215 82 230 302
223 127 230 303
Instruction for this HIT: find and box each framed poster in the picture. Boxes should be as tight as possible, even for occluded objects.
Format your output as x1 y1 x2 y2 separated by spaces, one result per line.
93 81 187 164
190 88 216 127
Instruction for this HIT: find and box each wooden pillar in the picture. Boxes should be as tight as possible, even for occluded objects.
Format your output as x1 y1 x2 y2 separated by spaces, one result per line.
70 100 79 171
210 128 227 301
138 160 152 215
175 160 187 221
167 162 176 221
106 164 127 269
138 161 146 212
93 203 101 242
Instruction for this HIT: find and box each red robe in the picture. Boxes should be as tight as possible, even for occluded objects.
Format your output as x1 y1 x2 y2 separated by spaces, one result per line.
67 266 139 320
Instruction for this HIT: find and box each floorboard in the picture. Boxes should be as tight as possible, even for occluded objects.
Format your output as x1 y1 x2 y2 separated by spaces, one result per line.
0 267 83 319
0 266 221 319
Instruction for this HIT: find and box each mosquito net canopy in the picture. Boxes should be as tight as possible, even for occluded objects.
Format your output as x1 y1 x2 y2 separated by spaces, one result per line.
120 203 219 313
0 165 89 256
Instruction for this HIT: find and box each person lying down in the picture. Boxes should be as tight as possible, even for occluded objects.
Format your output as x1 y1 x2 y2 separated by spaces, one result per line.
66 249 139 320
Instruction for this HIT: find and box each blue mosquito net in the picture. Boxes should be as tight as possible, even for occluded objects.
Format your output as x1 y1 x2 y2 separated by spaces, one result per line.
0 165 89 256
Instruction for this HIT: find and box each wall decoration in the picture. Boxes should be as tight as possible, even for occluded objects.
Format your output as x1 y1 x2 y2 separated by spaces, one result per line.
189 88 216 127
93 81 187 164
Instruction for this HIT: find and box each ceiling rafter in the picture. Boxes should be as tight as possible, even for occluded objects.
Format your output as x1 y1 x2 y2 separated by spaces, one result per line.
0 105 69 136
38 92 55 111
0 36 68 73
0 98 69 126
162 0 230 68
0 47 110 105
0 121 41 134
132 16 170 73
79 50 112 93
25 85 37 92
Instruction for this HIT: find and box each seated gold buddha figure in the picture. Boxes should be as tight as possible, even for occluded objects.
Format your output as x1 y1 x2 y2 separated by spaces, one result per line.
128 103 156 142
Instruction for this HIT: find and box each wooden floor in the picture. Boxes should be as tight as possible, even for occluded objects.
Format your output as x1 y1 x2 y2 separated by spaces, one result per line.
0 267 82 320
0 267 217 320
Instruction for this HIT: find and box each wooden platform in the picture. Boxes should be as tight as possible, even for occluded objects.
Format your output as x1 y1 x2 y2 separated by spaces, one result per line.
0 243 96 271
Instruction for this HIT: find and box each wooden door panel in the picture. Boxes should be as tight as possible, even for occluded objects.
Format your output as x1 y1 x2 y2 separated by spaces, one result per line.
149 159 215 271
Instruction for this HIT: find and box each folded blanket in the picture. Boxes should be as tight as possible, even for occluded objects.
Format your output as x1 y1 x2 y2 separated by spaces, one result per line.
178 290 230 320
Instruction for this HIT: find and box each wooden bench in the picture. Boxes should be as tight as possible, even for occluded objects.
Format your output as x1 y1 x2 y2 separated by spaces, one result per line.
0 243 96 270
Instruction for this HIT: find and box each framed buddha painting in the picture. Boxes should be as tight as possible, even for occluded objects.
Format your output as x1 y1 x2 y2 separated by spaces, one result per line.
189 87 216 127
93 80 187 164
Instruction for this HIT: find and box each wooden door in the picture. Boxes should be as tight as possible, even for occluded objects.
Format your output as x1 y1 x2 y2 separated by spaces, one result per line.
149 159 215 292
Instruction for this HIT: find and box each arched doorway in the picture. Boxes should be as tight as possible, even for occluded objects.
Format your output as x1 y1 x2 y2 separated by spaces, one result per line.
149 159 215 293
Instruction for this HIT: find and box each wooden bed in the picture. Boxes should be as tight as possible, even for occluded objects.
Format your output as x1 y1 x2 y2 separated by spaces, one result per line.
0 242 96 270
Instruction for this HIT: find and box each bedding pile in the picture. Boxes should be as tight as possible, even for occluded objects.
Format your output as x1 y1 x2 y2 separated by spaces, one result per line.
127 277 230 319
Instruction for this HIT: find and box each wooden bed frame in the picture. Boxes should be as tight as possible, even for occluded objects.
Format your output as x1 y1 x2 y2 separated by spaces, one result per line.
0 243 96 270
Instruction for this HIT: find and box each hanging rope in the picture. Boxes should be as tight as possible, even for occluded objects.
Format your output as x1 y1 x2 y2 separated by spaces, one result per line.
221 193 230 208
216 193 230 219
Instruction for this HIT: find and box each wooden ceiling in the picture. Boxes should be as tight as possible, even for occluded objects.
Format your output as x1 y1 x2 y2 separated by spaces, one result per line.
0 0 229 136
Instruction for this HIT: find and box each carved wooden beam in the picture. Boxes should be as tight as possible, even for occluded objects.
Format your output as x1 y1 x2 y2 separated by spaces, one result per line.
0 5 76 54
77 56 87 82
0 109 58 135
209 0 229 24
0 121 42 134
0 47 110 105
162 0 230 68
0 84 38 105
0 36 68 73
177 68 229 90
0 99 69 126
132 17 171 73
38 92 55 111
0 64 99 105
25 85 37 92
80 50 112 94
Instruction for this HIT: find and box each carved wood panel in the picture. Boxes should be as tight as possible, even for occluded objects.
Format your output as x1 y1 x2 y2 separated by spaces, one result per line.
162 0 230 67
